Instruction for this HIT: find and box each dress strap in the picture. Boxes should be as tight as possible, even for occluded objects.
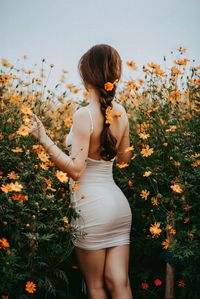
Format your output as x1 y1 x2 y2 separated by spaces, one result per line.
84 106 94 133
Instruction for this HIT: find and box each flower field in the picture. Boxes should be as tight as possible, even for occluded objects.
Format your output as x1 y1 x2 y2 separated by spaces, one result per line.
0 48 200 298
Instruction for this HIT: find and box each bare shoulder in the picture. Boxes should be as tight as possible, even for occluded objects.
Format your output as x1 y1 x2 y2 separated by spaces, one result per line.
112 101 126 113
73 106 89 120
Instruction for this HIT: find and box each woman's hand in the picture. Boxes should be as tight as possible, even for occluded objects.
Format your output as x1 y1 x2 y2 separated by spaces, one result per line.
28 113 48 143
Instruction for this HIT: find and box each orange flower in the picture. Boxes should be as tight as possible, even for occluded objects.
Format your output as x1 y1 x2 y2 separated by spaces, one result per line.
0 238 10 249
21 106 32 115
126 60 138 71
139 132 150 140
116 162 129 169
104 79 118 91
143 171 152 177
140 189 150 201
63 216 69 223
12 193 28 203
149 222 162 238
171 66 183 75
151 197 159 206
16 125 30 136
55 170 69 183
174 58 190 66
25 281 36 293
170 184 184 193
71 181 80 192
38 152 50 163
166 125 177 132
64 118 72 128
1 182 23 193
124 146 134 153
11 147 23 153
177 279 185 288
7 171 19 180
162 238 170 249
105 106 113 125
140 145 154 157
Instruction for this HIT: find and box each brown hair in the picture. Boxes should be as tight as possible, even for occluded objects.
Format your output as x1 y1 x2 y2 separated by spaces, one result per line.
78 44 122 161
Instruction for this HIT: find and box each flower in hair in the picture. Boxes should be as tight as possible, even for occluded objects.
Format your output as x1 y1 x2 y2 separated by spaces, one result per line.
104 79 119 91
105 106 113 125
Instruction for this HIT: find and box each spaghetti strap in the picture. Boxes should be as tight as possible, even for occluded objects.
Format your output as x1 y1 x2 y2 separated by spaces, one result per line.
84 106 94 133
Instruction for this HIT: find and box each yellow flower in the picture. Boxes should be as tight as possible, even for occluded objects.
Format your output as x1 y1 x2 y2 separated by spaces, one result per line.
55 170 69 183
124 146 134 153
151 197 159 206
171 66 183 75
140 189 150 200
126 60 138 71
174 58 190 66
143 171 152 177
71 181 80 192
0 238 10 249
11 147 23 153
116 162 129 168
63 216 69 223
162 238 170 249
139 132 150 140
149 222 162 238
105 106 113 125
191 160 200 167
140 145 154 157
64 118 72 128
1 184 12 193
166 125 177 132
7 171 19 180
16 125 30 136
177 279 185 288
170 184 184 193
25 281 36 294
21 106 32 115
39 163 49 170
9 182 23 192
38 152 50 163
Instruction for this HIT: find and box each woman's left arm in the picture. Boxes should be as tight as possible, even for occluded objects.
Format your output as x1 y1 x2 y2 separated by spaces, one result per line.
30 108 91 181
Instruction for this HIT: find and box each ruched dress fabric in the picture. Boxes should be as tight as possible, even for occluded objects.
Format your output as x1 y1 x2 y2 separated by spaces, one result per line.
65 106 132 250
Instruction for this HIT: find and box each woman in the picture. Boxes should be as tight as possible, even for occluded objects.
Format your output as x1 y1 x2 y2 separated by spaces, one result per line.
29 44 133 299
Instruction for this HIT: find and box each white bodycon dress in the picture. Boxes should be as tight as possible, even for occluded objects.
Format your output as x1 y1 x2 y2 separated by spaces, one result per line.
65 106 132 250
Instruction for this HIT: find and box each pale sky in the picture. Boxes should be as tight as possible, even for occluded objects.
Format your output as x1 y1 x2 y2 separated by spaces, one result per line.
1 0 199 88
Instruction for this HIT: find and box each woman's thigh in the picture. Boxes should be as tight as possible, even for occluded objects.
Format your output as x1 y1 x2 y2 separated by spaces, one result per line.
104 244 130 288
75 246 107 288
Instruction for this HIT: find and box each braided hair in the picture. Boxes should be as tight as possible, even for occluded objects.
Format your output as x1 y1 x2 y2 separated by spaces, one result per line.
78 44 122 161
